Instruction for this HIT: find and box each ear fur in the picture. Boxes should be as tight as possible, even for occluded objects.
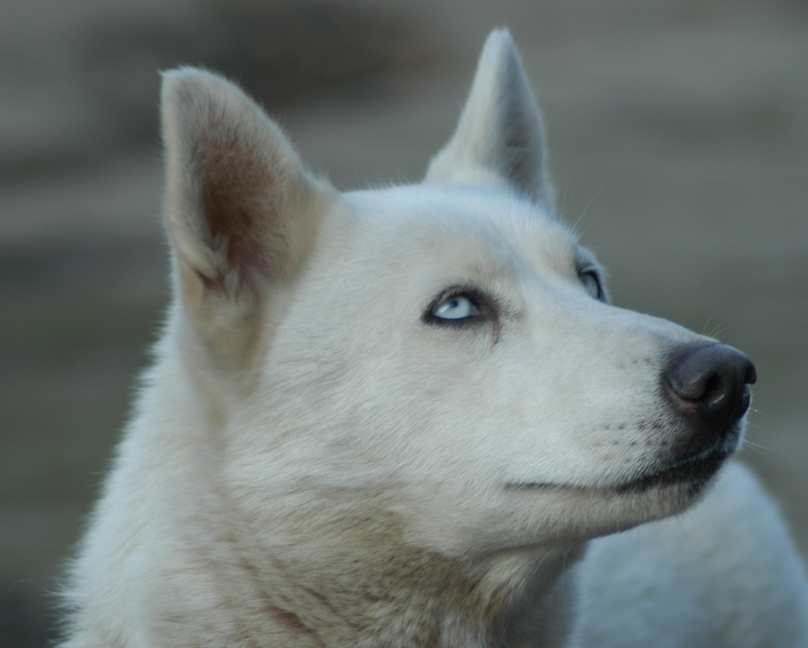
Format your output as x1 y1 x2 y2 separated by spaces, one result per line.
425 29 555 210
161 68 331 301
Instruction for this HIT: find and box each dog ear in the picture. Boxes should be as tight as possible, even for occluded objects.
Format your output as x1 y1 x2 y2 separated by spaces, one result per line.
425 29 555 211
161 68 332 303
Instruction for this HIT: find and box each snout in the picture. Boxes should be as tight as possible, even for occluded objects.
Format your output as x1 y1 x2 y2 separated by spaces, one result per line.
663 342 757 451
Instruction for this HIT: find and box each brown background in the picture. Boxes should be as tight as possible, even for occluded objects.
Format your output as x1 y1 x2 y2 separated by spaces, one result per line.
2 1 806 645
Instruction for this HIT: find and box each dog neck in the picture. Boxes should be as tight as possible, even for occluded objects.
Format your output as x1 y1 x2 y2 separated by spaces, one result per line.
203 495 585 648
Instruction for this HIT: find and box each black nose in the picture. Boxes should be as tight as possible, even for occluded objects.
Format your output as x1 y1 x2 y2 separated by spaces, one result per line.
664 343 757 430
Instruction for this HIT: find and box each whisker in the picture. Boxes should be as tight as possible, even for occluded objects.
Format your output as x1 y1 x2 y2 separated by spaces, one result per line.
742 438 770 453
569 185 604 237
700 316 726 340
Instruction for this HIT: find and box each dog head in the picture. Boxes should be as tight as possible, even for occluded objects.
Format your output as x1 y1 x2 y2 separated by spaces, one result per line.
160 30 755 556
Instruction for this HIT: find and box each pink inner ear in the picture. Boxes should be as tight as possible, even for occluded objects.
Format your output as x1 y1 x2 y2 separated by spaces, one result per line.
201 174 269 278
192 123 274 289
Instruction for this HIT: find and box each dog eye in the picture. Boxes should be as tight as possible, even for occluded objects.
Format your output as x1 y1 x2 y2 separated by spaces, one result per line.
423 287 490 326
431 294 481 321
579 270 604 301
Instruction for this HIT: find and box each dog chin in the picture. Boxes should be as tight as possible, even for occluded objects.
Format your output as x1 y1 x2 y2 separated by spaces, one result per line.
596 440 742 532
504 440 739 542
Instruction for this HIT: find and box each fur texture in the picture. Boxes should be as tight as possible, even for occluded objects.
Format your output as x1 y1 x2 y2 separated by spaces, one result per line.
60 29 807 647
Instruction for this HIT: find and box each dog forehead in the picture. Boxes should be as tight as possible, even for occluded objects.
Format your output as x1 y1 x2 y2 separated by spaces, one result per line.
343 185 576 267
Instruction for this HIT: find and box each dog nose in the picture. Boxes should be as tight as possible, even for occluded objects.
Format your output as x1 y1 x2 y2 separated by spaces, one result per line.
664 343 757 429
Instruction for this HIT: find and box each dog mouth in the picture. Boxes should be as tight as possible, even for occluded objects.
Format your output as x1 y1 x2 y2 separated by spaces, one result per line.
506 443 733 495
611 445 731 493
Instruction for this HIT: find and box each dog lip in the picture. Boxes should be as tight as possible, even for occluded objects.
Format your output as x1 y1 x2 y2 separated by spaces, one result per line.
612 447 730 494
504 480 566 491
504 445 733 494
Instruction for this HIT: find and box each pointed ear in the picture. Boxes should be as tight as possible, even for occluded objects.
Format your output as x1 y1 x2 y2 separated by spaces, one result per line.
161 68 332 304
425 29 555 210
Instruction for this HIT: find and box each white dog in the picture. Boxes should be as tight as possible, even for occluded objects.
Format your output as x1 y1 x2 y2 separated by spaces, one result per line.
60 29 808 647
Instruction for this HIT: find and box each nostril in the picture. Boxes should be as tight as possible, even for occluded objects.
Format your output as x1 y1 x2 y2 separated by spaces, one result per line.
702 372 726 408
668 369 721 404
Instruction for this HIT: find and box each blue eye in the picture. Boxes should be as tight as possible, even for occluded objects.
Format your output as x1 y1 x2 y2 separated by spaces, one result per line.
432 294 481 320
422 285 498 328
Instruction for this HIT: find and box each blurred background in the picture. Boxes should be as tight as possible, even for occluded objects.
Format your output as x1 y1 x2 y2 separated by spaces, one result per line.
2 0 807 645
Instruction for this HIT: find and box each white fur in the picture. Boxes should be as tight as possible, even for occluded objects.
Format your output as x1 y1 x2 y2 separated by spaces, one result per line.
60 29 807 647
573 461 808 647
